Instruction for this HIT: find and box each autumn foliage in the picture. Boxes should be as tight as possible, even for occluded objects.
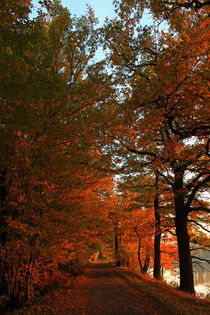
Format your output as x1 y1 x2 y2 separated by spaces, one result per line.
0 0 209 309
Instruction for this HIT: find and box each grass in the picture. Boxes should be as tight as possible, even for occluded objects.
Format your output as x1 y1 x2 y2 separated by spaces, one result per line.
2 265 209 314
114 267 210 315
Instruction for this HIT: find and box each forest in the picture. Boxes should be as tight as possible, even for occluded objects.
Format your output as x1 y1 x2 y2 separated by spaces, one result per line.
0 0 209 310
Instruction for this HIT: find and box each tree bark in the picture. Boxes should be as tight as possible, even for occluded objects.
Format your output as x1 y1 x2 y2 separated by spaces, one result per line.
153 171 161 279
173 168 194 294
138 239 150 274
142 248 150 274
154 232 161 278
175 209 194 293
25 235 38 301
115 230 121 266
137 238 143 271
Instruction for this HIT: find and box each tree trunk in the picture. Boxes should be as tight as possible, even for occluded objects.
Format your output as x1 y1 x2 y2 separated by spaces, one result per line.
138 239 150 274
115 230 121 266
137 238 143 271
175 209 194 293
25 235 38 301
154 233 161 278
173 168 194 294
153 170 161 279
142 248 150 274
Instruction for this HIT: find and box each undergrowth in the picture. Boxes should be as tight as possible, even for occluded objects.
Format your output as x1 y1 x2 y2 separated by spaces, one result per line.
115 267 210 315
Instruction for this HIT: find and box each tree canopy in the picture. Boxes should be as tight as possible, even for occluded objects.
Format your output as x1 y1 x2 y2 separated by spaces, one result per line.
0 0 209 307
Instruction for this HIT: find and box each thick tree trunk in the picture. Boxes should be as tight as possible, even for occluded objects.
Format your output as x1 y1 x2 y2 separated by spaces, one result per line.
173 168 194 294
175 209 194 293
154 233 161 278
153 171 161 279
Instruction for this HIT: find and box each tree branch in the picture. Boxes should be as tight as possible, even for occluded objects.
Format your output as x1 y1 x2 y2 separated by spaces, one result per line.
192 256 210 264
188 219 210 233
124 145 157 158
185 174 210 211
188 206 210 214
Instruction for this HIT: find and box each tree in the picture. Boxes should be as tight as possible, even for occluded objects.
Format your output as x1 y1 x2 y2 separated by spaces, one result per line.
102 0 209 293
0 0 113 306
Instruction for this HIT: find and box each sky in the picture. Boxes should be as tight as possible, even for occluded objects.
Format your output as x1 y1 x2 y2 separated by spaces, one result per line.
31 0 152 61
31 0 118 61
32 0 117 25
31 0 154 28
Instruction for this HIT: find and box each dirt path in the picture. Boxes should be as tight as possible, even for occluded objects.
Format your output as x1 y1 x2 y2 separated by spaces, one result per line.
70 263 168 315
21 263 169 315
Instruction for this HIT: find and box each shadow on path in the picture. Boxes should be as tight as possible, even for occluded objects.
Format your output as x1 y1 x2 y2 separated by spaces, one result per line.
15 263 170 314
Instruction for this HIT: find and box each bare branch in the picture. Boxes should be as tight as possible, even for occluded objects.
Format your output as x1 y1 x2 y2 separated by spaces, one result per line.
188 219 210 233
192 256 210 264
